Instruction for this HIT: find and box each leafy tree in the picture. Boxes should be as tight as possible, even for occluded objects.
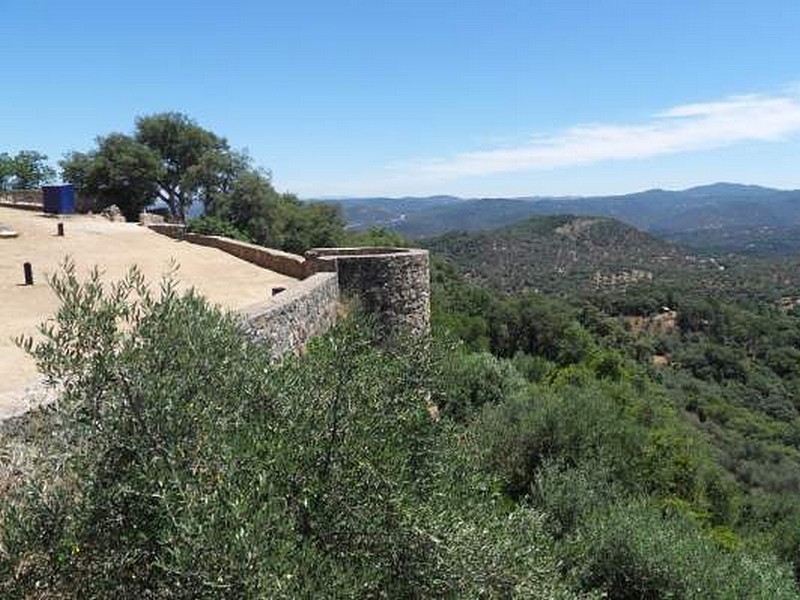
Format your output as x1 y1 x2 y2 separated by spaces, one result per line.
207 172 346 252
0 153 13 190
134 112 244 220
61 112 249 221
186 215 250 241
0 150 55 190
211 168 280 244
181 143 251 216
61 134 163 220
11 151 56 189
59 112 346 249
274 195 345 253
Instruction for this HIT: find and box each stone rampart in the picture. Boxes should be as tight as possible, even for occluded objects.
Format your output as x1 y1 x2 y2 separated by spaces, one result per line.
147 225 430 354
0 190 43 210
146 223 184 237
185 234 307 279
239 272 339 359
147 224 308 279
306 247 430 338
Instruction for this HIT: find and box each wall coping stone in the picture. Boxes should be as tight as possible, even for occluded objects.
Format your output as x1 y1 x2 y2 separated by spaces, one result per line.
238 272 336 321
306 246 417 258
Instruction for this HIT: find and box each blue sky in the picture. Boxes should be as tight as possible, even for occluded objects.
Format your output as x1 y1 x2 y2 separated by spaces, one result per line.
2 0 800 197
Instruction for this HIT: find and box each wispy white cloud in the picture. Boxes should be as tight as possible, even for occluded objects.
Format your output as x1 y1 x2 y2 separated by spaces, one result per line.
397 91 800 181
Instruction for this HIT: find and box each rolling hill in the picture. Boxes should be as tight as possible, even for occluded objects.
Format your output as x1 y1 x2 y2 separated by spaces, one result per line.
320 183 800 255
422 214 713 295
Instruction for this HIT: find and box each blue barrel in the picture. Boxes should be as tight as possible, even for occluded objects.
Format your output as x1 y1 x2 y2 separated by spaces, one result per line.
42 185 75 215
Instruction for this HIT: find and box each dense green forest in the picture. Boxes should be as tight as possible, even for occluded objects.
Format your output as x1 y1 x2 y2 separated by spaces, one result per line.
424 215 691 294
4 215 800 597
423 214 800 302
427 220 800 594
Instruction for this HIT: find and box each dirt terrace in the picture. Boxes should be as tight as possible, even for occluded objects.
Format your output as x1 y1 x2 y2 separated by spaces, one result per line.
0 207 296 419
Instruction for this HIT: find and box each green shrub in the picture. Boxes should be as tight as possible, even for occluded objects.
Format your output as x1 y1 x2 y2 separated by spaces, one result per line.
512 352 556 383
438 350 526 421
475 384 647 499
0 264 582 598
531 460 625 538
475 377 729 515
565 499 799 599
186 214 251 241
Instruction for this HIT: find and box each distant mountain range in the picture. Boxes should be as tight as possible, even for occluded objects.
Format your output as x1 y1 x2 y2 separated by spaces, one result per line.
317 183 800 255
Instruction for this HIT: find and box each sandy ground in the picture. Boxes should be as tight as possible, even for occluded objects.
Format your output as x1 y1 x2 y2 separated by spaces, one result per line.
0 207 296 419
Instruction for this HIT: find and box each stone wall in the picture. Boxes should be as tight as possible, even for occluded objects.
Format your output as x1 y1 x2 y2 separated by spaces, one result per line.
239 272 339 359
138 212 165 226
0 189 42 210
147 224 308 279
147 223 185 237
187 235 307 279
147 224 431 353
306 247 430 339
0 189 94 213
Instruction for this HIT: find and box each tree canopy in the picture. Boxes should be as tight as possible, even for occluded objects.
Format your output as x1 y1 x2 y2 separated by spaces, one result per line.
0 151 55 190
60 112 244 221
133 112 247 220
59 112 346 252
61 135 162 221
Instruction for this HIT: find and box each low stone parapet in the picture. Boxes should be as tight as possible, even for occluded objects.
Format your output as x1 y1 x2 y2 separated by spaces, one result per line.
186 235 307 279
147 223 185 238
239 272 339 359
306 247 430 338
147 224 308 279
138 212 166 226
0 190 43 211
147 225 431 353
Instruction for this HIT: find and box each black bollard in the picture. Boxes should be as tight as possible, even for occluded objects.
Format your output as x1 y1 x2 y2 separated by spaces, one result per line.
57 222 64 237
23 262 33 286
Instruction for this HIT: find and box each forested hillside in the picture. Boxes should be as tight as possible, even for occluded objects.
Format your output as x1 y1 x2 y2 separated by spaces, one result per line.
428 250 800 597
424 215 701 294
425 214 800 301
